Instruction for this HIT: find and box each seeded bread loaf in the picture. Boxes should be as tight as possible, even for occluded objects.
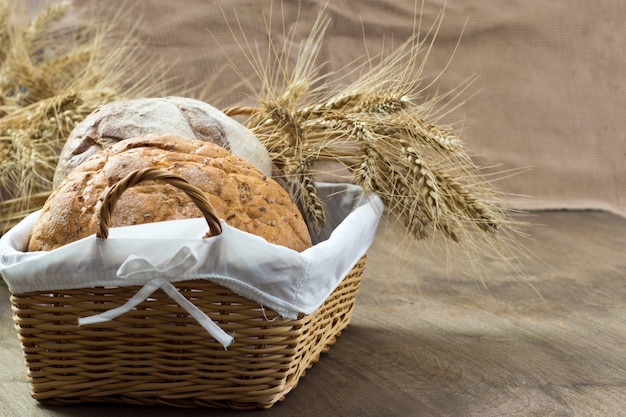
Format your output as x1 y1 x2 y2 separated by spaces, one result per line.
30 133 311 252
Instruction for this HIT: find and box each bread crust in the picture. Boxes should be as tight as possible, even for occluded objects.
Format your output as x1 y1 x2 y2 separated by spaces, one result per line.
29 134 312 252
53 97 272 187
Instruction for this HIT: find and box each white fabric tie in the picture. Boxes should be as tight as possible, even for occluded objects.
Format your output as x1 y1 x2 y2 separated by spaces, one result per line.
78 247 234 349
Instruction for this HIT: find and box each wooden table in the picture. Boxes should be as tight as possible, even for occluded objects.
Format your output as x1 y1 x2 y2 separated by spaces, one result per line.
1 211 625 416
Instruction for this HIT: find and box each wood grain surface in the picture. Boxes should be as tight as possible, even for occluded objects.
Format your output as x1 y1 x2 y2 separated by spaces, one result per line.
1 211 625 416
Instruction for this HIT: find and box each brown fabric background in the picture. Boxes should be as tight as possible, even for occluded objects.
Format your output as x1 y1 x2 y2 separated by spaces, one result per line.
76 0 625 217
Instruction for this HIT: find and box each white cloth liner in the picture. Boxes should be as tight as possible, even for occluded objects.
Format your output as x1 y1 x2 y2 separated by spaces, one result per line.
0 183 383 348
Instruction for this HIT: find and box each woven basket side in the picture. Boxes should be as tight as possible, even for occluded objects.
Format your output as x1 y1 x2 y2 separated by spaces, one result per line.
10 256 366 409
243 255 366 409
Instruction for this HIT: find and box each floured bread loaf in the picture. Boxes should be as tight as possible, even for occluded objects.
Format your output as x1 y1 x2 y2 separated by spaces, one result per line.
53 96 272 187
30 134 311 252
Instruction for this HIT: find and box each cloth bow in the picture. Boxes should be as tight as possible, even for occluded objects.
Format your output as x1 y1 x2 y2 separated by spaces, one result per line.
78 247 234 349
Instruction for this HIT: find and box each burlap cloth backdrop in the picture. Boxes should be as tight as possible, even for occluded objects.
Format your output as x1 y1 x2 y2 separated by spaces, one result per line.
77 0 625 217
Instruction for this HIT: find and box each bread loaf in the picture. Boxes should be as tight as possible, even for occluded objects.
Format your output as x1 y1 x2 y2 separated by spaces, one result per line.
53 97 272 187
30 134 311 252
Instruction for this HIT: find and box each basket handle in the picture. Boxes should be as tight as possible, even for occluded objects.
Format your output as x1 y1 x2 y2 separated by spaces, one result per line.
97 167 223 240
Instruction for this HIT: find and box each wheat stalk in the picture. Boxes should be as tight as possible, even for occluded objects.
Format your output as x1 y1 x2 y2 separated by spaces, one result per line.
220 3 529 268
0 0 163 234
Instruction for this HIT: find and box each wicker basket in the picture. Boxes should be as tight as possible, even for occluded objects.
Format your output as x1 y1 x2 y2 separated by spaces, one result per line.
10 258 365 409
8 168 368 409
